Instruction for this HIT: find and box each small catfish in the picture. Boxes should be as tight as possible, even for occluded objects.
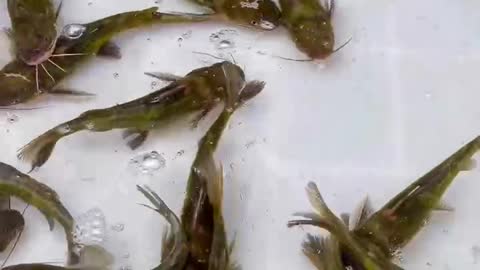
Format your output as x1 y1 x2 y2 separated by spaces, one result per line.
0 7 210 106
189 0 281 30
279 0 346 60
353 136 480 258
181 69 264 270
17 61 262 171
0 162 81 264
7 0 60 65
288 182 403 270
137 185 188 270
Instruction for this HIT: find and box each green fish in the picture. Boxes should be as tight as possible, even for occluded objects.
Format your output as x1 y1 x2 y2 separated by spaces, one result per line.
180 65 264 270
190 0 281 30
288 182 402 270
353 135 480 258
0 7 210 106
17 61 260 171
0 162 80 264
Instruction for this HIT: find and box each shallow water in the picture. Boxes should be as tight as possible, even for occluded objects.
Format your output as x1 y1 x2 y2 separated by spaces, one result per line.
0 0 480 269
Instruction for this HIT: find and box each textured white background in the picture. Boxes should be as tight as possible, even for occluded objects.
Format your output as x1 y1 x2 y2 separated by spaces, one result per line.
0 0 480 269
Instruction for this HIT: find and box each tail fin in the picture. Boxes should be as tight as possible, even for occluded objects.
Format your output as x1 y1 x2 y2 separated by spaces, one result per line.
302 234 343 270
17 125 69 171
137 185 188 270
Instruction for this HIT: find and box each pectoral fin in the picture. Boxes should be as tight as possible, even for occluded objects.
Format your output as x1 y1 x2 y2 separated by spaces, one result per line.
97 42 121 59
434 201 455 212
459 158 477 171
122 129 149 150
144 72 182 82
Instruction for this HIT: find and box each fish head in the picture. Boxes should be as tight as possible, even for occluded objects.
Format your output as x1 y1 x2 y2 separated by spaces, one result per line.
15 27 57 66
8 0 58 65
293 19 335 59
226 0 281 30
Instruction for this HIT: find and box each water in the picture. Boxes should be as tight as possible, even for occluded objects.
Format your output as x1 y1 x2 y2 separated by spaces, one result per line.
1 1 479 269
73 208 107 245
209 29 238 51
128 151 166 175
6 113 18 123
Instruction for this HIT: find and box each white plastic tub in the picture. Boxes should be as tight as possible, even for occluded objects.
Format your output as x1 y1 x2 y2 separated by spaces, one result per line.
0 0 479 269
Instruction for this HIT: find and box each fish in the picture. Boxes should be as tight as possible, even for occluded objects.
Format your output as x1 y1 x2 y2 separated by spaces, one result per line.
181 66 264 270
7 0 60 66
137 185 188 270
0 162 80 264
279 0 347 60
17 61 262 171
0 7 211 106
189 0 281 30
288 182 403 270
353 135 480 258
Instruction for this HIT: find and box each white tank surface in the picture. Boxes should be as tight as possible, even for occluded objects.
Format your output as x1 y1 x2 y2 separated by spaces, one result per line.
0 1 479 269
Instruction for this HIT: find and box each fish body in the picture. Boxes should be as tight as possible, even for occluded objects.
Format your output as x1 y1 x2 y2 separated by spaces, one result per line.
279 0 335 59
0 7 210 106
181 71 264 270
17 61 251 170
7 0 58 65
0 162 79 264
354 136 480 256
190 0 281 30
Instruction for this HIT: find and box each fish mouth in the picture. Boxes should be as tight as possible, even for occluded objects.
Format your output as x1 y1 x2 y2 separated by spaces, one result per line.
23 40 57 66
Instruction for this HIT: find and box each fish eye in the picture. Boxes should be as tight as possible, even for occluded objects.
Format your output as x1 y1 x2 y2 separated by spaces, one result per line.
250 20 258 26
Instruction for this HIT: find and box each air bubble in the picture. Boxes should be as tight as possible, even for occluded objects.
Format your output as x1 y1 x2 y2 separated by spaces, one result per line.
73 208 106 245
129 151 166 175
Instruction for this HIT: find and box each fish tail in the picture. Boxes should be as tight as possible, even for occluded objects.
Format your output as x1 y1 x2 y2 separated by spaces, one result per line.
17 120 80 170
136 185 176 220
